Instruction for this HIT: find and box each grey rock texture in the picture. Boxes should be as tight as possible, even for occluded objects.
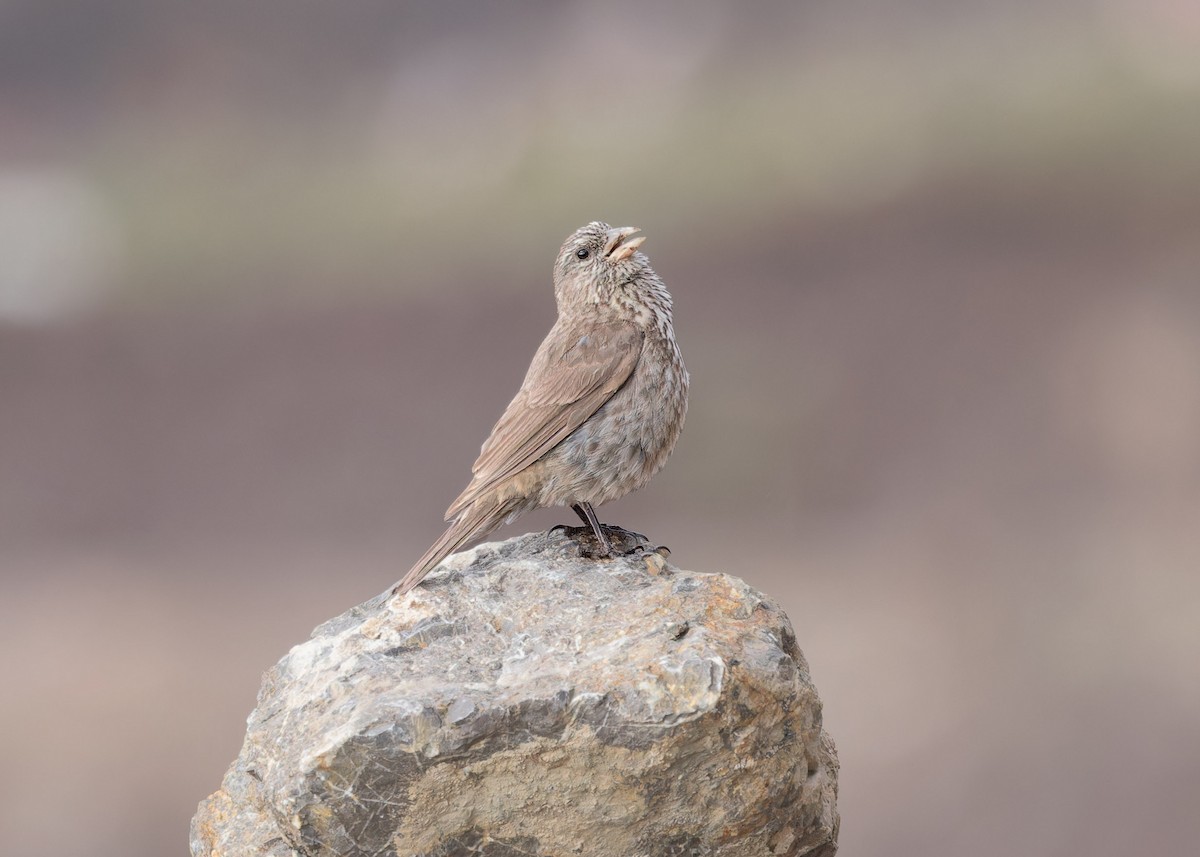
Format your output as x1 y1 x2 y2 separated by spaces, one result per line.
191 530 839 857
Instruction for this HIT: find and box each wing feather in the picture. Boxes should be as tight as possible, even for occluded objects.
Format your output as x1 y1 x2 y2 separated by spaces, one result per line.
444 319 643 519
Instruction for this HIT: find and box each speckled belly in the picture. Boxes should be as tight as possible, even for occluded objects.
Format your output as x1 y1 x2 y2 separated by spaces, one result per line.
537 339 688 508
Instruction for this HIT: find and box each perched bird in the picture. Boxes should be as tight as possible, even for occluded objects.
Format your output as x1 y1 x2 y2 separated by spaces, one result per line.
392 221 688 596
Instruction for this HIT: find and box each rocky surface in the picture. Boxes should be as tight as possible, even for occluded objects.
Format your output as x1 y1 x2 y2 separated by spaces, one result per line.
191 529 839 857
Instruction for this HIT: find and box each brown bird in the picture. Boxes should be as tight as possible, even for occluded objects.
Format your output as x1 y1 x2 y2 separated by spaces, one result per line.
392 221 688 596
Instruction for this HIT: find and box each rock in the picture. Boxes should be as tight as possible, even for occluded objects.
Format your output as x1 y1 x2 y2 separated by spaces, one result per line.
191 530 839 857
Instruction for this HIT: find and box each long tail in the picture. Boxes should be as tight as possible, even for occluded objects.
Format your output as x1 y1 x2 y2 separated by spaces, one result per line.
391 499 516 597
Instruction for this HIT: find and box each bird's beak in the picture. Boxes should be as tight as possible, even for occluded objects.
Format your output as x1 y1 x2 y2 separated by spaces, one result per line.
603 226 646 262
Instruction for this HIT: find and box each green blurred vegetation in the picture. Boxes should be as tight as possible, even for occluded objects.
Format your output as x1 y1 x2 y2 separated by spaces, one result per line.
48 15 1197 306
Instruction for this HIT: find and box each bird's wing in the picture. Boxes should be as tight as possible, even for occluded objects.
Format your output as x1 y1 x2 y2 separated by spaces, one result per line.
444 319 644 520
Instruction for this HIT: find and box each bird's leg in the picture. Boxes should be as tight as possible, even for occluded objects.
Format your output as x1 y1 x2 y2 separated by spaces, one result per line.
572 502 615 558
573 503 643 542
571 503 592 527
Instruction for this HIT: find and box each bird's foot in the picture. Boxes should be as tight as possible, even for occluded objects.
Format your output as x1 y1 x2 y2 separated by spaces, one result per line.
603 523 650 549
553 523 651 559
602 526 669 559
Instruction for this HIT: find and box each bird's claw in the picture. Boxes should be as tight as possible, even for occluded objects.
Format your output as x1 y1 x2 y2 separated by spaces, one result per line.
553 522 652 560
622 542 670 559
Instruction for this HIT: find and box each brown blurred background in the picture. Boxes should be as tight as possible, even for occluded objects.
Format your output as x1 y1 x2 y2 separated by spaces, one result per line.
2 1 1199 855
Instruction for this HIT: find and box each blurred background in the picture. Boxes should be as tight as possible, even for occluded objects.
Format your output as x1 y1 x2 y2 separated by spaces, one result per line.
2 1 1199 855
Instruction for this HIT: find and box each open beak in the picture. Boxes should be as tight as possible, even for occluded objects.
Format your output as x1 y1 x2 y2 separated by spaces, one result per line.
603 226 646 262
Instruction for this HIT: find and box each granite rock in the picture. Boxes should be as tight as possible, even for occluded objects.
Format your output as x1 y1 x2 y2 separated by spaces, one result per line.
191 530 839 857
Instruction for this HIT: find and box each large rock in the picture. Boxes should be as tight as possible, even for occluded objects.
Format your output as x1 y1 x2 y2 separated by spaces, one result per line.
191 530 839 857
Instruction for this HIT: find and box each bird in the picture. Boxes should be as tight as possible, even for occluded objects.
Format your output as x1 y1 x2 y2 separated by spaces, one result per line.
391 221 688 596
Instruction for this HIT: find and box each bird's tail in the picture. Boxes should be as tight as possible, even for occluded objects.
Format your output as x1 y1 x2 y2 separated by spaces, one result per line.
391 499 516 597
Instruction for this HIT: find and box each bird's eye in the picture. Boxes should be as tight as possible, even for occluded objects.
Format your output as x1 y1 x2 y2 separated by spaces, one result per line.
575 247 589 259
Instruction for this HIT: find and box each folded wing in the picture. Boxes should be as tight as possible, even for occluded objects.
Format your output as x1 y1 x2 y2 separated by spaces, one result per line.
444 319 644 520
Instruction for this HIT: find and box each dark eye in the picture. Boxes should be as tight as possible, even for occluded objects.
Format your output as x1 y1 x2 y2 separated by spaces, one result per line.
575 247 589 259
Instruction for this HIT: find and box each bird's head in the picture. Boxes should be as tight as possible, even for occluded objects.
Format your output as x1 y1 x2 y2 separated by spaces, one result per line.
552 221 656 313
